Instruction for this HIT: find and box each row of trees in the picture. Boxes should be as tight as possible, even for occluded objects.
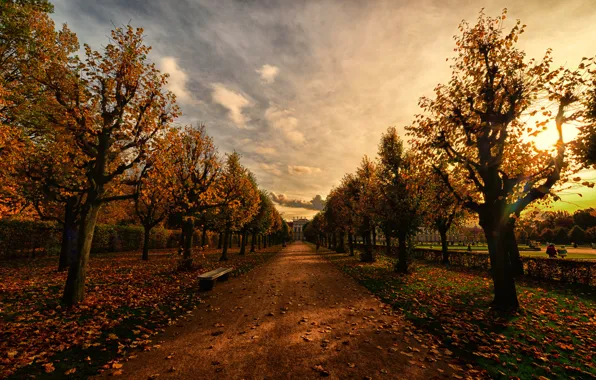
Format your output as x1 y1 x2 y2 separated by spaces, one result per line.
305 127 466 270
0 1 288 307
516 209 596 245
311 10 596 310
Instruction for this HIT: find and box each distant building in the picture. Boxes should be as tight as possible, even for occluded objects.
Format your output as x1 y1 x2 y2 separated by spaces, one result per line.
291 217 309 240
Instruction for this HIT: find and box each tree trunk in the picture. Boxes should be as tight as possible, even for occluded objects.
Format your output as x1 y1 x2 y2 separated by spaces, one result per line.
217 232 223 249
336 231 346 253
220 228 229 261
483 221 519 310
58 198 76 271
182 218 195 269
250 231 257 253
395 232 408 273
385 228 392 257
372 228 377 246
258 234 261 249
439 227 449 265
348 232 354 256
240 230 248 255
360 228 374 262
178 230 184 255
142 224 151 261
506 221 523 277
263 234 268 248
62 203 101 306
201 226 207 248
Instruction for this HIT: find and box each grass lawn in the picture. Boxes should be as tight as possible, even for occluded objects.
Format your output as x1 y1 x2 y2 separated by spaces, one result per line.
321 249 596 379
415 244 596 260
0 246 283 379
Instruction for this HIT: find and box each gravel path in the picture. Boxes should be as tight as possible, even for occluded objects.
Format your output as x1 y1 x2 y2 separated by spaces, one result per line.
100 241 454 379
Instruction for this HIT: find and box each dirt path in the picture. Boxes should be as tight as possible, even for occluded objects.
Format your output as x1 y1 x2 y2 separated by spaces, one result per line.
101 242 454 379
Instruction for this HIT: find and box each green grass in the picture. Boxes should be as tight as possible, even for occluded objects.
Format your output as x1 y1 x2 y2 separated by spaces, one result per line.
415 244 596 260
321 248 596 380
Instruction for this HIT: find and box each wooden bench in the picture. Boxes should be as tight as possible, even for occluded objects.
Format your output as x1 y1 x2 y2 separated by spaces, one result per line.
198 267 233 291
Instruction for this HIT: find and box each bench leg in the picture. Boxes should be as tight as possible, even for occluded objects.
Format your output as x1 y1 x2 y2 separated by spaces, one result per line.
199 279 215 291
219 273 230 281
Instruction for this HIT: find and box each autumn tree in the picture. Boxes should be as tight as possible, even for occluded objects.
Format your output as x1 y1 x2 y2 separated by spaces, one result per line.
30 25 178 306
217 152 260 261
376 128 426 273
134 131 179 261
422 165 466 264
165 125 220 267
247 190 274 253
325 186 355 254
571 58 596 167
353 157 378 262
0 0 62 216
407 10 586 309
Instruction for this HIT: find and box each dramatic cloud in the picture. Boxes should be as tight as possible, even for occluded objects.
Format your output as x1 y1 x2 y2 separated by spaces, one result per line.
160 57 192 104
288 165 322 175
52 0 596 219
259 163 282 176
265 106 305 144
211 83 251 127
271 193 325 210
256 64 279 83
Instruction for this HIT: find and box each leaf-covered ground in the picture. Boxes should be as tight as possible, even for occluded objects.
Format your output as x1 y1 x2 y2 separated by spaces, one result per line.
322 250 596 379
0 246 282 379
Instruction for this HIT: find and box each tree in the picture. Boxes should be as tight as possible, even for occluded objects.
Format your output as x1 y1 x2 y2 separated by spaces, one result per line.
323 188 347 253
165 125 220 267
353 157 378 262
376 128 426 273
540 228 555 243
33 25 178 306
568 225 586 245
571 59 596 167
554 227 569 245
216 152 260 261
586 226 596 243
423 165 466 264
247 190 274 253
573 208 596 230
407 10 585 309
0 0 64 216
134 131 179 261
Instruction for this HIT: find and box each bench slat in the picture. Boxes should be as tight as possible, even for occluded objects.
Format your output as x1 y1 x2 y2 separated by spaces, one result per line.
198 267 233 280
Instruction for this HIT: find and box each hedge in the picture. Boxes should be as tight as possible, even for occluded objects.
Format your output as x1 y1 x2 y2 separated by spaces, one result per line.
0 219 182 259
352 243 596 287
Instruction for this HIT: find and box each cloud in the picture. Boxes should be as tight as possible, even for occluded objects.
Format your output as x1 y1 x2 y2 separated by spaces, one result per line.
270 193 325 210
265 105 305 144
53 0 596 214
211 83 251 127
259 163 282 176
288 165 322 175
254 146 277 156
160 57 192 104
237 138 278 157
256 64 280 83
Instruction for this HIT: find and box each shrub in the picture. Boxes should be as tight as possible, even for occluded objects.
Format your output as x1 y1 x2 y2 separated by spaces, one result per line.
0 219 61 258
0 219 183 259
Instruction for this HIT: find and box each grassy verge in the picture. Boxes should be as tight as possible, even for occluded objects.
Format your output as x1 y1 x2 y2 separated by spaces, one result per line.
1 246 283 379
321 248 596 379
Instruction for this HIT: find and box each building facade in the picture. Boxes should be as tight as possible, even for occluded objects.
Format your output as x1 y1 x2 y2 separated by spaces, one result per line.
292 217 309 240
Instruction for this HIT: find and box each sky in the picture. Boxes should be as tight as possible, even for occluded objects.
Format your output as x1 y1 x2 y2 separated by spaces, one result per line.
51 0 596 219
